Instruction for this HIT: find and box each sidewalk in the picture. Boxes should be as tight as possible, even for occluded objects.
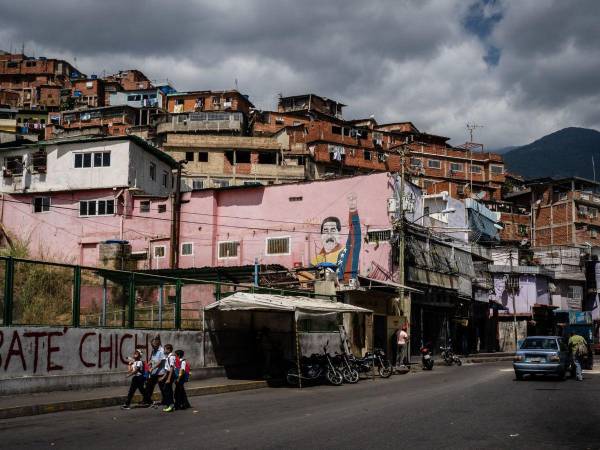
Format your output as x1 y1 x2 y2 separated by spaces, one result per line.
0 377 267 420
404 352 515 370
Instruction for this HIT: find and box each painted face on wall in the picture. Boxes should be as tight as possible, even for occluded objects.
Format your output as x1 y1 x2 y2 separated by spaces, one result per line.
321 218 341 253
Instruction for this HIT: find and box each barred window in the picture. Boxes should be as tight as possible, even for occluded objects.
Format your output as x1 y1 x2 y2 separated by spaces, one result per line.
367 229 392 243
218 241 239 258
266 237 290 255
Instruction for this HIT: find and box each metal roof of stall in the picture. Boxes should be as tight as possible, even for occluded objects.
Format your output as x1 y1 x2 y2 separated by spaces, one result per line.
205 292 372 314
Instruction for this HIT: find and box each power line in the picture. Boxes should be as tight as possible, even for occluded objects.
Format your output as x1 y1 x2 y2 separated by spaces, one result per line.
1 197 388 238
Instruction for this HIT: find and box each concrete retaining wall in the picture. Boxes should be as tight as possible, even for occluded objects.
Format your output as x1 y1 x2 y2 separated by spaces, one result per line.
0 326 217 394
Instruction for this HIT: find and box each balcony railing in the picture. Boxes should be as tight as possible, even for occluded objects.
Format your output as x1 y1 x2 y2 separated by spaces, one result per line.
157 112 244 134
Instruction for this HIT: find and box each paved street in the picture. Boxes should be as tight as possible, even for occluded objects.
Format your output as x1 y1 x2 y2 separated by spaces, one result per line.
2 362 600 449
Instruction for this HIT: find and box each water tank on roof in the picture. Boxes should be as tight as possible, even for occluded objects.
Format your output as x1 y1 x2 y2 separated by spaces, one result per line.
91 74 97 79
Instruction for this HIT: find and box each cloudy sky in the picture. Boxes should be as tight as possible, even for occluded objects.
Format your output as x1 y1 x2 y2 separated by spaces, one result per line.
1 0 598 148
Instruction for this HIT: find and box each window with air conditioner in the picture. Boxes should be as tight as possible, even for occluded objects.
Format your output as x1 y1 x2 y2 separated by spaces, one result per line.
218 241 239 258
266 237 290 255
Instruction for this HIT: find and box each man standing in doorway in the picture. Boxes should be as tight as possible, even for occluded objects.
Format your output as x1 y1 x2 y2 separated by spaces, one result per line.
396 326 408 368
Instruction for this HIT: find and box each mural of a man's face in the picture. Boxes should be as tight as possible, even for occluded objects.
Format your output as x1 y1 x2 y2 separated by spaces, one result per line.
321 218 341 253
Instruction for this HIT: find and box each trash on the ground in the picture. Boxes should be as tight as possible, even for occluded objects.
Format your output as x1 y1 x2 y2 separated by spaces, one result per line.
509 434 519 437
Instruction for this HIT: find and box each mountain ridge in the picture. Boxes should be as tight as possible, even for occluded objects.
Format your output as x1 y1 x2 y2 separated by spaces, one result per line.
502 127 600 180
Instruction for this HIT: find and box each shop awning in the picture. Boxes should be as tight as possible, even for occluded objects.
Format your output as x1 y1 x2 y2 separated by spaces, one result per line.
205 292 372 314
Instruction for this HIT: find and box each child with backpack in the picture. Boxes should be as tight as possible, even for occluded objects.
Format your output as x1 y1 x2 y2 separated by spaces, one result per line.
159 344 176 412
121 350 146 410
174 350 191 410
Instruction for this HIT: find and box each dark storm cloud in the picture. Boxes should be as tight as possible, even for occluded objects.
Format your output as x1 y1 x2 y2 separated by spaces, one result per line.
0 0 599 147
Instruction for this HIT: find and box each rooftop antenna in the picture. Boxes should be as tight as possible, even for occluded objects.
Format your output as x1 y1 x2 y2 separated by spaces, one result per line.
466 123 483 143
235 78 239 90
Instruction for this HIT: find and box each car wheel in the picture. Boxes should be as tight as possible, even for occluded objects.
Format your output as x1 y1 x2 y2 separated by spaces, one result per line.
515 372 523 381
558 369 567 381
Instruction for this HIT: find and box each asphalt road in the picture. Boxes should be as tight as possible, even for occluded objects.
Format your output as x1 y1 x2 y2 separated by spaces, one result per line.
2 362 600 449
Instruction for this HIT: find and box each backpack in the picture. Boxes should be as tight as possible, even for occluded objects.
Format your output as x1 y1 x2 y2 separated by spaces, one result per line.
575 342 587 358
174 356 191 382
142 361 151 379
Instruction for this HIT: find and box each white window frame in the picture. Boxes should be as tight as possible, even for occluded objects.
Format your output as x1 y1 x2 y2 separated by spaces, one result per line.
471 164 483 173
74 151 110 168
265 236 291 256
33 196 51 213
218 240 239 259
181 242 193 256
153 245 166 258
79 199 115 217
450 162 464 172
490 164 504 175
427 159 441 169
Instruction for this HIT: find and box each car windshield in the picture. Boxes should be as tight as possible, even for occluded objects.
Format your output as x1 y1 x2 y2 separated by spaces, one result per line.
520 338 558 350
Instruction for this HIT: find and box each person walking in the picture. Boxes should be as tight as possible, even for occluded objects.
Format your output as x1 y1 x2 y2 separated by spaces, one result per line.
144 336 165 406
395 326 409 368
568 332 588 381
121 350 146 410
174 350 191 410
159 344 176 412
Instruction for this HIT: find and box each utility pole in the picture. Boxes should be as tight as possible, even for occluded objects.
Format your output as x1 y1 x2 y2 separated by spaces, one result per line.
396 138 409 362
170 160 185 269
509 249 518 351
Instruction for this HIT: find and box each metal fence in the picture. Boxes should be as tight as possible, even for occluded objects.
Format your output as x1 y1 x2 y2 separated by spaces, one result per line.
0 256 326 330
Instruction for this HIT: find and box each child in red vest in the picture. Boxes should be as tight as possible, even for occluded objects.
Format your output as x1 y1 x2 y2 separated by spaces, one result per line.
174 349 191 410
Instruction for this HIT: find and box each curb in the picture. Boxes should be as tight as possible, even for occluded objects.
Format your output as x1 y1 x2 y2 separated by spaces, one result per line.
407 355 514 371
0 380 268 420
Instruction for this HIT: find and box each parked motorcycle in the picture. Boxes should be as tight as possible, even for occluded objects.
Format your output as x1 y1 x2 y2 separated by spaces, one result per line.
286 343 344 386
334 352 360 384
440 342 462 366
420 345 434 370
351 348 393 378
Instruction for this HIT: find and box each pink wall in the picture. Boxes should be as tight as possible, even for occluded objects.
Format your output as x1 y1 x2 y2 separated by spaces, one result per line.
2 172 408 280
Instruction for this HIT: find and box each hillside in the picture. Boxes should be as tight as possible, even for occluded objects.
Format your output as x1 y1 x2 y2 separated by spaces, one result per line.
503 127 600 180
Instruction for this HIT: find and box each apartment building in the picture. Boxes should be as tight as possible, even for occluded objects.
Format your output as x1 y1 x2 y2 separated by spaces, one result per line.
505 177 600 247
103 70 153 91
0 52 81 110
71 78 105 108
50 105 147 139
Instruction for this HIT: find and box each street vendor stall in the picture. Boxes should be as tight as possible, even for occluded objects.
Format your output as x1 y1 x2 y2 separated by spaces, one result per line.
204 292 372 381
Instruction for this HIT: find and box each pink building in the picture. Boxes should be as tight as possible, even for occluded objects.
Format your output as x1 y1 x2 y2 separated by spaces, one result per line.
2 170 420 281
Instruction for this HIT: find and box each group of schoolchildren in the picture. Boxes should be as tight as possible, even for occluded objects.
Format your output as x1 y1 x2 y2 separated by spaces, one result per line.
121 336 191 412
